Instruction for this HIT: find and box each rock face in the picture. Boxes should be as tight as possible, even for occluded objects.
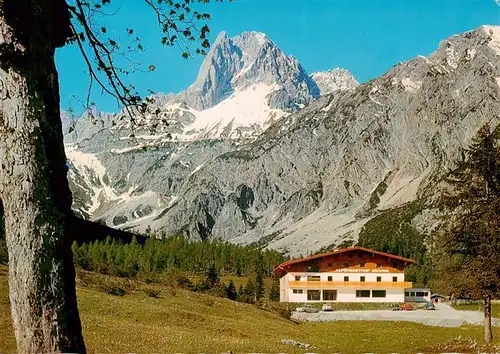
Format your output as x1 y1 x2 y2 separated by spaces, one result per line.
310 68 359 95
65 26 500 256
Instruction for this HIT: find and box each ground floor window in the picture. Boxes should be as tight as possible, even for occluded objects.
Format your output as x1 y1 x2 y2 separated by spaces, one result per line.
372 290 386 298
292 289 303 294
323 290 337 301
307 290 321 301
405 292 409 296
355 290 371 298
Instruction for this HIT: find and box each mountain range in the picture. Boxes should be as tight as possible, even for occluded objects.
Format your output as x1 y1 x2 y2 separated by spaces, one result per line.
63 26 500 256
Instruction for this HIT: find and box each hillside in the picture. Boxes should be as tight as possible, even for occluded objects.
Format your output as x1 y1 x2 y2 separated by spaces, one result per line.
1 266 498 353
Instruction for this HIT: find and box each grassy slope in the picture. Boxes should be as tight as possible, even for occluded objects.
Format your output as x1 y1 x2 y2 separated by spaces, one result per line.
1 266 499 353
453 303 500 318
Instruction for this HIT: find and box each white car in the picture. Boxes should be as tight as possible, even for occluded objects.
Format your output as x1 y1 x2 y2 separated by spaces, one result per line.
296 306 319 313
322 304 333 311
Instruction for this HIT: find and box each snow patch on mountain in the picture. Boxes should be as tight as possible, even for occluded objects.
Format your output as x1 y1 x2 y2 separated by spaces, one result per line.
180 83 286 140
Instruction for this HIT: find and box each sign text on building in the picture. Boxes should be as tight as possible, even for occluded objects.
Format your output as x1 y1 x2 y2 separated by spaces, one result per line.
335 268 390 273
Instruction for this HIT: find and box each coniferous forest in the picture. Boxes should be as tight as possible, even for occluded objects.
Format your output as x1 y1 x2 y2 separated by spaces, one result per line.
68 235 285 305
71 235 284 278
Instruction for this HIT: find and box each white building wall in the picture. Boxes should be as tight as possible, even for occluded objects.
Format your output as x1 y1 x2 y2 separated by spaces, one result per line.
284 272 405 283
280 276 287 302
280 272 407 303
287 289 308 302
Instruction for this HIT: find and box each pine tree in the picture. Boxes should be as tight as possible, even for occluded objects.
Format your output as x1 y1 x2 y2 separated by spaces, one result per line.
203 263 220 290
237 284 245 302
434 123 500 343
254 253 265 303
226 280 238 300
269 279 281 302
244 279 256 304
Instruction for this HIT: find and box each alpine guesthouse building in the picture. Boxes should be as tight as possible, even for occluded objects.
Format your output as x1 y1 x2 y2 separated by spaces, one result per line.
273 246 425 303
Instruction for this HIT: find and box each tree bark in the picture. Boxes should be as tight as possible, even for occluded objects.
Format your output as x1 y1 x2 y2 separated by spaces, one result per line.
484 295 493 344
0 0 86 352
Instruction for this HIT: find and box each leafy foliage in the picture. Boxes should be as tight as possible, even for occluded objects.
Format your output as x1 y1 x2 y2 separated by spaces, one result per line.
65 0 231 120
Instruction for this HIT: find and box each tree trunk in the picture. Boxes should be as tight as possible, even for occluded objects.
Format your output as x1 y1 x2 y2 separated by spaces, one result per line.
484 295 493 344
0 0 86 352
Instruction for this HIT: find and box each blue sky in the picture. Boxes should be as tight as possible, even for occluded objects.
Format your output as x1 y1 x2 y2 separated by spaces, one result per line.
57 0 500 112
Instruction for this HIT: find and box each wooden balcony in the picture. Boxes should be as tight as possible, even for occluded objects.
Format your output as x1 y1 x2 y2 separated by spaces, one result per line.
287 281 413 288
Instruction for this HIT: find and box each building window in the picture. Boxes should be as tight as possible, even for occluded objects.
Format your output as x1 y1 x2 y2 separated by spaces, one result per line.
327 276 333 282
416 292 425 297
372 290 387 298
377 263 382 268
294 276 301 281
356 290 371 298
307 276 321 282
376 276 381 282
328 263 333 268
343 263 349 268
393 276 398 282
307 290 321 301
344 276 349 282
424 292 429 296
405 292 410 297
410 292 415 297
360 262 365 268
360 276 365 282
323 290 337 301
292 289 303 294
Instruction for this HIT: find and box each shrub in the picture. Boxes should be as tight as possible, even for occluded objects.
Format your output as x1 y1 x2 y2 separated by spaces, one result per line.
268 302 293 321
104 285 126 296
142 287 161 298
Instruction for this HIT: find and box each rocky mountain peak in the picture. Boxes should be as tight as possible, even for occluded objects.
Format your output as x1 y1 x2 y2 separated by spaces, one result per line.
179 31 320 111
64 29 362 244
310 68 359 95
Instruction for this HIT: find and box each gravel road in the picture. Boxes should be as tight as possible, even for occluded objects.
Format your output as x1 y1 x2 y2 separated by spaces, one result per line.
291 303 500 327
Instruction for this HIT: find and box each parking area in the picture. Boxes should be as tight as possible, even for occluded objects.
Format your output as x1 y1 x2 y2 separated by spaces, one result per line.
291 303 500 327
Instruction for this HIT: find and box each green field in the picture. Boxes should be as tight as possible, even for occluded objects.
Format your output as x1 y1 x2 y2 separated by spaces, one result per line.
1 266 499 353
453 303 500 318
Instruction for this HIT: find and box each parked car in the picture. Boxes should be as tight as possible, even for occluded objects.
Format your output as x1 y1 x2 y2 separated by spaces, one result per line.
399 303 415 311
295 305 319 313
424 302 436 310
322 304 333 312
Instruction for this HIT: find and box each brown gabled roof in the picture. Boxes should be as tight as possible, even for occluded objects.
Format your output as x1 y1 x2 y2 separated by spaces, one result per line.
272 246 416 276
